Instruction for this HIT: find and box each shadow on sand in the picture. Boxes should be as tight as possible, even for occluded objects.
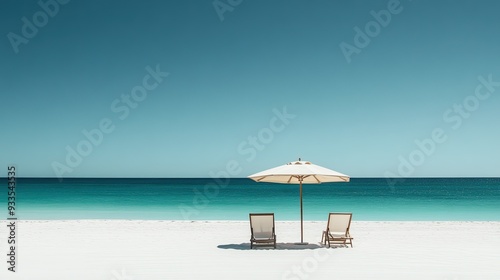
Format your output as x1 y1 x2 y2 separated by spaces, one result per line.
217 242 348 250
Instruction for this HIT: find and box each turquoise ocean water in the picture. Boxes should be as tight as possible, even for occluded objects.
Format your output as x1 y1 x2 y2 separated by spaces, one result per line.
5 178 500 221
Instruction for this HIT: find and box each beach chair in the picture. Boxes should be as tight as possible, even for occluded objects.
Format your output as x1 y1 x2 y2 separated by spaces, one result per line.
321 213 353 248
249 213 276 249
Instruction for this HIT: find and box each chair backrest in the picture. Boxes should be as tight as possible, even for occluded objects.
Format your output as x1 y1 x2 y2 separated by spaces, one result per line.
327 213 352 234
249 213 275 238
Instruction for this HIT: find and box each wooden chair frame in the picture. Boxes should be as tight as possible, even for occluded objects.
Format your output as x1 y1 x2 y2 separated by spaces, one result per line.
321 212 353 248
249 213 276 249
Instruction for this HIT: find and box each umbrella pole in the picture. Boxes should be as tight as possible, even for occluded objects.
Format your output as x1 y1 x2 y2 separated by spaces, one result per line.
295 178 307 245
300 180 303 243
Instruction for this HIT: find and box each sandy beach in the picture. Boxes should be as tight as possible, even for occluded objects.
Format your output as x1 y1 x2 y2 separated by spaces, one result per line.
1 220 499 279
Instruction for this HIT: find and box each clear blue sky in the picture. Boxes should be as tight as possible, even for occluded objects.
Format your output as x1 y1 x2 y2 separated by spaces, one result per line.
1 0 499 178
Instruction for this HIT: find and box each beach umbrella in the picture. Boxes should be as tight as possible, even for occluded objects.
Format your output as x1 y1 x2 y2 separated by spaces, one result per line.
248 159 349 244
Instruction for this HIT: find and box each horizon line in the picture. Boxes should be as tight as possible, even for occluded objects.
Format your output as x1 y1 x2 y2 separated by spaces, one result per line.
2 176 500 179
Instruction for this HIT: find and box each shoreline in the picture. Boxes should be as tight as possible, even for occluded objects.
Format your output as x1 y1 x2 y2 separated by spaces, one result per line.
10 219 500 222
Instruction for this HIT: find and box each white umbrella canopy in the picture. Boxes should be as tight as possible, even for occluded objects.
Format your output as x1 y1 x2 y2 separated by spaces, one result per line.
248 159 350 244
249 160 350 184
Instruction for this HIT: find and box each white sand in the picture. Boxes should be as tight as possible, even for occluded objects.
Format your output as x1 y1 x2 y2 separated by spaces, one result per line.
1 220 499 280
